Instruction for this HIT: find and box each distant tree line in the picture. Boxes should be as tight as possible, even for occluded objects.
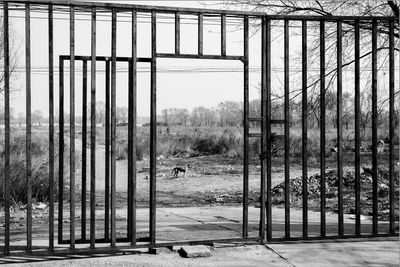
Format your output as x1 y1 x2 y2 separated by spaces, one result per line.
4 95 397 135
161 94 398 134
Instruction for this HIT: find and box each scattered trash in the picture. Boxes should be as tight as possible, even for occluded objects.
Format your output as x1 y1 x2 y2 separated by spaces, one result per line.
33 202 47 210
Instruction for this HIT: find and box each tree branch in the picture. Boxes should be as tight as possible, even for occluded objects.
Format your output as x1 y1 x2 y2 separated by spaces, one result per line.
387 0 399 17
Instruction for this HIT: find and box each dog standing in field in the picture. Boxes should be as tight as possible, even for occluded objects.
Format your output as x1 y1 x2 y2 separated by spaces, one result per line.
172 164 190 178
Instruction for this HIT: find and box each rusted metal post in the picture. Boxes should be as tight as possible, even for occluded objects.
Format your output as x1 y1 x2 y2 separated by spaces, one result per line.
150 10 157 245
243 15 249 238
221 14 226 56
129 10 138 245
284 19 290 239
388 20 395 235
3 2 10 254
25 2 33 252
371 19 378 236
58 57 64 244
82 60 88 241
70 5 76 249
320 20 326 237
265 18 272 241
111 7 117 247
128 63 132 239
301 19 308 238
175 12 180 55
260 16 266 240
198 13 203 55
337 20 344 237
354 19 361 236
48 3 55 250
90 6 96 248
105 59 110 240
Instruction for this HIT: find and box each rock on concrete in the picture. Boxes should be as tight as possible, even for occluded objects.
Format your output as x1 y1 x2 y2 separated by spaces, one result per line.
178 245 212 258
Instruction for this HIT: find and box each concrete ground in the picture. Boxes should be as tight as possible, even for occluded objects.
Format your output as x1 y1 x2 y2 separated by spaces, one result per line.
0 206 398 266
268 239 399 267
0 239 398 266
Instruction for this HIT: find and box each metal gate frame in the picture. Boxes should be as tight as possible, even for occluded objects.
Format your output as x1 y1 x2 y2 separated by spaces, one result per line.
1 0 399 255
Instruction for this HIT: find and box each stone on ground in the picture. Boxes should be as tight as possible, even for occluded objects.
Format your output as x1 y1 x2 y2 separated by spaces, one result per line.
178 245 212 258
148 247 173 255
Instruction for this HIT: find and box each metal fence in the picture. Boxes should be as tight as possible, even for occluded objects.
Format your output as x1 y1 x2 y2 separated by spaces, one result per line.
0 0 398 255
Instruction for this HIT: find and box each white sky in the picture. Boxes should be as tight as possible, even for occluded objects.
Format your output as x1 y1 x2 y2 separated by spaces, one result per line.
8 0 261 118
6 0 397 117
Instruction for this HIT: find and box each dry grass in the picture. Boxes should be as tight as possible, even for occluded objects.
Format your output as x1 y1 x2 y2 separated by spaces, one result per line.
0 131 69 204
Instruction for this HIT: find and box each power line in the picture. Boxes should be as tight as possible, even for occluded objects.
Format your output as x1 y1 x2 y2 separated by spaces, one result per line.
7 66 394 74
3 6 374 30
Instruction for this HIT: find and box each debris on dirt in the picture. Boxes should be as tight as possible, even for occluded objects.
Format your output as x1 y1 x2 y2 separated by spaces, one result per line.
271 166 399 220
138 167 150 173
33 202 47 210
203 191 259 205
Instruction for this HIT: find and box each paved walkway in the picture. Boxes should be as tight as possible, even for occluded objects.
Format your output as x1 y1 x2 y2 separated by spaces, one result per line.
0 239 398 266
268 239 399 267
0 206 398 266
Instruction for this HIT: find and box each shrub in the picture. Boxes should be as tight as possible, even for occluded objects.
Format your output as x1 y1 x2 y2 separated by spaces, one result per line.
0 132 69 204
191 129 242 155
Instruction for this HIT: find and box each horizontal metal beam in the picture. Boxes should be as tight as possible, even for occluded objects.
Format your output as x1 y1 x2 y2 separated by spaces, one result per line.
60 236 262 247
156 53 244 61
271 119 285 124
60 55 151 62
59 237 149 244
249 133 262 138
5 0 399 20
249 117 263 122
266 234 398 243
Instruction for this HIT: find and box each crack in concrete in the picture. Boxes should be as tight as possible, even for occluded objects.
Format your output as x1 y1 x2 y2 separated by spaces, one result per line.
264 245 297 267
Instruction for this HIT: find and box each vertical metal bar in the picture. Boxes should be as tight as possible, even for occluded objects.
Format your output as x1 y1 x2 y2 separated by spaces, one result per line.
25 2 32 252
371 19 378 236
301 20 308 238
354 19 361 236
198 13 203 56
90 6 96 249
111 8 117 247
221 14 226 56
150 10 157 246
48 3 55 250
259 16 266 240
265 18 272 241
58 58 64 244
284 19 290 239
243 15 249 238
128 61 133 240
175 12 180 55
105 59 110 240
337 21 344 237
388 20 395 235
320 20 326 237
69 5 76 249
129 10 137 245
81 60 87 241
3 2 10 254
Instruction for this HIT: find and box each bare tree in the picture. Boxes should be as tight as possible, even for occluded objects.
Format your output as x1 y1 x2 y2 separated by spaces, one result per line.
95 101 106 125
0 17 19 94
221 0 399 126
32 109 43 126
218 101 242 127
16 112 25 126
116 106 128 123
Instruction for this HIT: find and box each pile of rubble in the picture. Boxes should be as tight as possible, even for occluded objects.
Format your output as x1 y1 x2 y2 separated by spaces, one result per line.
271 166 399 220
